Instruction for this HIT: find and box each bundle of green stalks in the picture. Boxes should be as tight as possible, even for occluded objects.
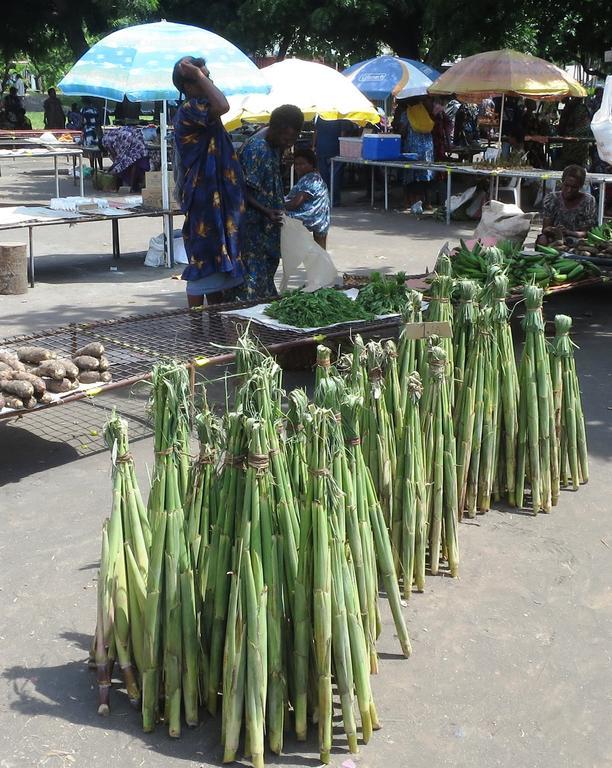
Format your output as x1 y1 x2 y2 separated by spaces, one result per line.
550 315 589 490
203 410 248 717
185 401 223 569
421 345 459 576
142 363 199 737
324 373 410 636
383 340 403 441
294 405 396 763
219 418 285 767
93 411 150 715
361 341 396 527
392 372 427 597
454 307 499 517
484 269 519 506
397 290 424 411
285 388 310 504
515 284 558 513
452 279 479 404
423 255 455 404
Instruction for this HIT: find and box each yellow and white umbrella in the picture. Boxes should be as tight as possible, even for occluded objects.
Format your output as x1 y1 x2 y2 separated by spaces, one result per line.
223 58 380 129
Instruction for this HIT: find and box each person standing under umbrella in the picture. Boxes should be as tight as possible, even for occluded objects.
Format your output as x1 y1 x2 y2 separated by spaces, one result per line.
237 104 304 301
172 56 245 307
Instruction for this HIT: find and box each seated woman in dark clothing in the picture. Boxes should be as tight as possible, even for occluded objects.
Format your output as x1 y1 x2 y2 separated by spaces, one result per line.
537 164 597 245
102 126 150 192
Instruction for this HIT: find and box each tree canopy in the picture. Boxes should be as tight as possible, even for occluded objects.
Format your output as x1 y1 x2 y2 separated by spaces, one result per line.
1 0 609 88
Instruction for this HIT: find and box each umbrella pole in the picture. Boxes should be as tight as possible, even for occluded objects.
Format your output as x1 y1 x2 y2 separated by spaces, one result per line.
160 100 173 268
495 93 505 199
104 99 108 126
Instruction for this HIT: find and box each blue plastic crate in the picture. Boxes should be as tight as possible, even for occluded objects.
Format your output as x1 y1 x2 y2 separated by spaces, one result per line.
361 134 402 161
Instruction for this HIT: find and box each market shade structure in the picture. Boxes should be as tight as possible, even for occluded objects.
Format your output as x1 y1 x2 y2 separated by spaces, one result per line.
224 58 380 130
58 20 270 101
428 49 587 101
343 55 440 100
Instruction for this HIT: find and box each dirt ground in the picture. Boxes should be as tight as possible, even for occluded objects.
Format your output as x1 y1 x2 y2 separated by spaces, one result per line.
1 159 611 768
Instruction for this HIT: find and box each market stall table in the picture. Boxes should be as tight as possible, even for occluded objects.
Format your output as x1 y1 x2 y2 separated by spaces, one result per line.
0 201 176 286
0 147 84 197
330 155 612 225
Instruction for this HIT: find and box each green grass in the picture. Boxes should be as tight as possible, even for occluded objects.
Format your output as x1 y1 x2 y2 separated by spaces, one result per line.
28 111 45 130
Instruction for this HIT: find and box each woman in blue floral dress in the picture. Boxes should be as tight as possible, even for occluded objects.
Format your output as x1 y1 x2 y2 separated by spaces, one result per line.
172 57 245 306
285 148 330 249
237 104 304 301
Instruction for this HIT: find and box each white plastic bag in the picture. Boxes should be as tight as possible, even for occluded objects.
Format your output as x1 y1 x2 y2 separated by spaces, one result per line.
473 200 533 246
144 233 165 267
280 217 337 293
591 76 612 163
144 230 187 267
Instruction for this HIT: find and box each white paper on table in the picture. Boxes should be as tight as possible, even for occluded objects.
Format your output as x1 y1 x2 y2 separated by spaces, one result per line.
221 289 400 333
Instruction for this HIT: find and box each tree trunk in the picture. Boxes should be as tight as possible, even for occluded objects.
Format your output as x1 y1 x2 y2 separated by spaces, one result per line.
0 243 28 295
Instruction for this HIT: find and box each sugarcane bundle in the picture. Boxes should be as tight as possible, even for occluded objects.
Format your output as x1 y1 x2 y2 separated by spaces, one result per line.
285 388 310 504
383 340 403 441
398 290 424 409
421 345 459 576
238 363 299 601
550 314 589 490
485 269 519 506
185 401 223 571
203 410 248 716
335 388 412 661
361 341 396 527
339 391 380 672
315 343 335 386
347 333 367 398
220 418 285 766
294 406 384 762
454 304 502 517
452 279 479 404
515 284 557 513
92 412 150 715
142 363 199 736
423 258 455 404
392 372 427 597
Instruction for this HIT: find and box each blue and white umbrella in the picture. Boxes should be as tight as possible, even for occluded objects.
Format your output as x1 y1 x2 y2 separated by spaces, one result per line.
58 20 270 102
343 55 440 100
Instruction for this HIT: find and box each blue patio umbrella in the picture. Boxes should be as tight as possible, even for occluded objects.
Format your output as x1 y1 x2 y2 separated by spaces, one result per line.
58 21 270 263
58 20 270 102
343 55 440 100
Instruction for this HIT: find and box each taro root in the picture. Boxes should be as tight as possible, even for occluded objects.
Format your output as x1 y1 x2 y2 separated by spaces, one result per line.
0 379 35 400
31 360 67 381
56 358 80 380
10 371 47 398
75 342 105 358
73 355 100 371
43 377 75 394
16 346 56 364
0 351 25 372
79 371 101 384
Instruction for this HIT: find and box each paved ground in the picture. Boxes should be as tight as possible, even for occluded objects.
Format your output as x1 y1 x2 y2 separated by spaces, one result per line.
1 162 611 768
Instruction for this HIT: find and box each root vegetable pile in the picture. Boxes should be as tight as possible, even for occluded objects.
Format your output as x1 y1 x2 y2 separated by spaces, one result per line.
0 342 113 410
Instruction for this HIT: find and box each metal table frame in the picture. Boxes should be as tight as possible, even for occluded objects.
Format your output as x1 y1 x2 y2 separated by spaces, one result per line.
330 156 612 226
0 148 84 197
0 206 175 287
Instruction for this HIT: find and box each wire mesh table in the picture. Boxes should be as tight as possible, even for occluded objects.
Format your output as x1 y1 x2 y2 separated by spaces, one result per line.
0 304 402 423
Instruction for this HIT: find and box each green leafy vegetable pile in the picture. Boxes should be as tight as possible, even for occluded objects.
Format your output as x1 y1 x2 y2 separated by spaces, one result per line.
355 272 411 315
265 288 373 328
